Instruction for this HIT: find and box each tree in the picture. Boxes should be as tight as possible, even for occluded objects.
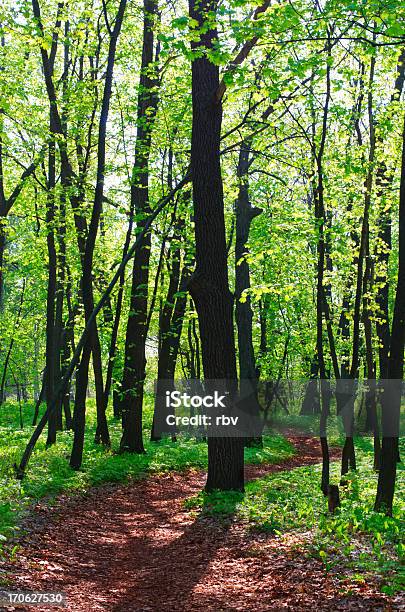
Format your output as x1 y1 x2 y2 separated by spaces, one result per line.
119 0 160 454
188 0 244 492
66 0 129 466
374 113 405 515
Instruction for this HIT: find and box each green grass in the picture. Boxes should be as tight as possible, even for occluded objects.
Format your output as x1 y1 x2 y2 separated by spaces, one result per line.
3 399 402 593
0 396 294 546
184 438 404 594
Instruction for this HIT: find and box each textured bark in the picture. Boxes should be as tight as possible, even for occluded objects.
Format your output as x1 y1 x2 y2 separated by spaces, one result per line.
120 0 159 454
188 0 244 492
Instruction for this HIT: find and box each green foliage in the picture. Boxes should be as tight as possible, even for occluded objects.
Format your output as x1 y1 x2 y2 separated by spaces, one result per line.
0 0 404 594
185 440 404 593
0 397 294 549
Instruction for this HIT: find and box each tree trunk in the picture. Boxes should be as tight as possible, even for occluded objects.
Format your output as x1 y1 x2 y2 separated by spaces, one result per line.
312 42 332 493
70 0 127 466
0 217 5 312
45 127 58 446
362 232 380 469
0 280 25 405
375 49 405 379
341 55 377 477
70 342 92 469
120 0 159 454
375 113 405 515
188 0 244 492
32 369 46 426
300 357 320 415
151 263 189 441
151 233 181 440
235 139 262 447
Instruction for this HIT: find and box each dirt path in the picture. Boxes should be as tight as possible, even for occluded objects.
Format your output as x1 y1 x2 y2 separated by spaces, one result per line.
3 439 399 611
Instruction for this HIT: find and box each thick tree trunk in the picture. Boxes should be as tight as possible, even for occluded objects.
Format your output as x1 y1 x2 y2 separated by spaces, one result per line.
188 0 244 492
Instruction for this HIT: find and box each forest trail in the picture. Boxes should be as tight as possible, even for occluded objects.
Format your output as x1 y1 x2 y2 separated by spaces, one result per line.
5 439 396 611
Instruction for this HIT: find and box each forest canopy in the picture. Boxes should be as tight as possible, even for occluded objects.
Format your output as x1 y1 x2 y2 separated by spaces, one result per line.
0 0 404 516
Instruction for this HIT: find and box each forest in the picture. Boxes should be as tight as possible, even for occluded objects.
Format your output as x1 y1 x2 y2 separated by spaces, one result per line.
0 0 404 609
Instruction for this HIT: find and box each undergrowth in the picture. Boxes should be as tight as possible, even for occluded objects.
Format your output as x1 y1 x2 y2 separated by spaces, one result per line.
184 438 404 594
0 397 293 546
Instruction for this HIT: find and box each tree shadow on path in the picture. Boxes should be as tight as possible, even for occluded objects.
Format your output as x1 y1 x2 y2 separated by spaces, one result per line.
8 438 396 611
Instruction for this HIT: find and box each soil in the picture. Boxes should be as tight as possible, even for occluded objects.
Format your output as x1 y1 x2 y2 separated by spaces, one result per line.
2 438 401 611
